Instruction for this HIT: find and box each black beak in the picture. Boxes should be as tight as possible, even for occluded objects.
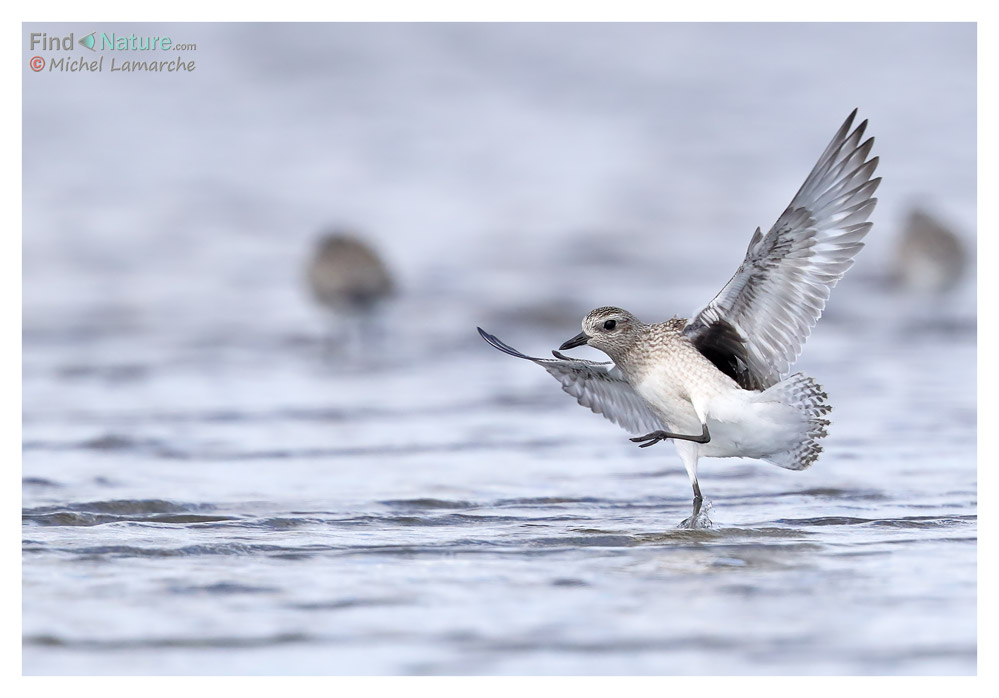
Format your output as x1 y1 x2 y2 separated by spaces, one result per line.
559 331 590 350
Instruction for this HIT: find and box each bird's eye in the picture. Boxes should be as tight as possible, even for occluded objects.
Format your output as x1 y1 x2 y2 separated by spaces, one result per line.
603 319 617 331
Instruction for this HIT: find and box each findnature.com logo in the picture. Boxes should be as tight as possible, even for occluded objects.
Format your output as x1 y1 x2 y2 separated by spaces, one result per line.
28 30 198 73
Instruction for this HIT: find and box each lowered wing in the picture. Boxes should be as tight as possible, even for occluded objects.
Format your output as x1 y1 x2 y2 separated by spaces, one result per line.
477 327 664 435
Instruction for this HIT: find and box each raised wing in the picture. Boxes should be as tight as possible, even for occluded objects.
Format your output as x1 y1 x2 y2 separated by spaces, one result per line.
477 327 664 435
685 109 880 390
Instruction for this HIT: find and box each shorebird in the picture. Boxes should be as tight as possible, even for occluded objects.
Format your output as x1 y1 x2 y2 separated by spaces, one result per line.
891 208 967 294
306 231 395 353
306 231 395 314
479 110 879 525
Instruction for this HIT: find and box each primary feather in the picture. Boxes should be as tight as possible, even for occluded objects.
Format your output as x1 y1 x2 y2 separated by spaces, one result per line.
684 109 880 390
477 328 664 434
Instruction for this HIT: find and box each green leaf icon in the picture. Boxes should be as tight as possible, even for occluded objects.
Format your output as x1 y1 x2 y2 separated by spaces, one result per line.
79 32 95 50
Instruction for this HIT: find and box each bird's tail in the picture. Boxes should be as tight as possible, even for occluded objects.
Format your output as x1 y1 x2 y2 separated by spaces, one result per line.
759 373 832 471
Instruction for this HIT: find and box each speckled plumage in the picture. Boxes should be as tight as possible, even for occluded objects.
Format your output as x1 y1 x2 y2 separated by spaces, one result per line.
563 307 830 470
479 110 877 518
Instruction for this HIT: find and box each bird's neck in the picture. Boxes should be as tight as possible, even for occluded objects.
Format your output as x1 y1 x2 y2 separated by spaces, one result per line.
608 324 654 377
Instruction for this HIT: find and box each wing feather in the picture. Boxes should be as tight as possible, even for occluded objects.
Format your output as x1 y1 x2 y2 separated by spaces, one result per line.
477 328 663 434
685 109 880 390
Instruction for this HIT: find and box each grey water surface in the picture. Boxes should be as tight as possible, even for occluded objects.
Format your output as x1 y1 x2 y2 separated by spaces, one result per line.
22 23 976 675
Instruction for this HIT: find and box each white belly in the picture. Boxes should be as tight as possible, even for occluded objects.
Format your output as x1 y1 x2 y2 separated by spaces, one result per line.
633 374 702 435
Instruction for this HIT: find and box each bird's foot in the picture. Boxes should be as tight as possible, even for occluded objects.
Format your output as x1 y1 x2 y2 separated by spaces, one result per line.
630 431 671 448
630 424 710 447
678 499 713 530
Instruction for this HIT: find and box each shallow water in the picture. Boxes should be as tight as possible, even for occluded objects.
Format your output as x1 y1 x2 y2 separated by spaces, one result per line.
22 23 976 675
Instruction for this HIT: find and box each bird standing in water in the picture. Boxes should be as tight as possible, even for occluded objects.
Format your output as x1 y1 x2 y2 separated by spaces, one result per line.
306 231 395 354
479 110 879 526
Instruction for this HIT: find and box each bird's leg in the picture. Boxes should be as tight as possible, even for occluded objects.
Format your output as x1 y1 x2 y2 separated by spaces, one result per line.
691 479 703 517
675 443 709 529
630 423 710 448
689 491 703 521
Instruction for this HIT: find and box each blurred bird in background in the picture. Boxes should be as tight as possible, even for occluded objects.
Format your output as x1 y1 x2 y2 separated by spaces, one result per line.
890 208 968 294
305 230 395 353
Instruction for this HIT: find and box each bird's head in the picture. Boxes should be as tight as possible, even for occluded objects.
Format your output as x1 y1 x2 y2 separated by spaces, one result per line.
559 306 643 361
